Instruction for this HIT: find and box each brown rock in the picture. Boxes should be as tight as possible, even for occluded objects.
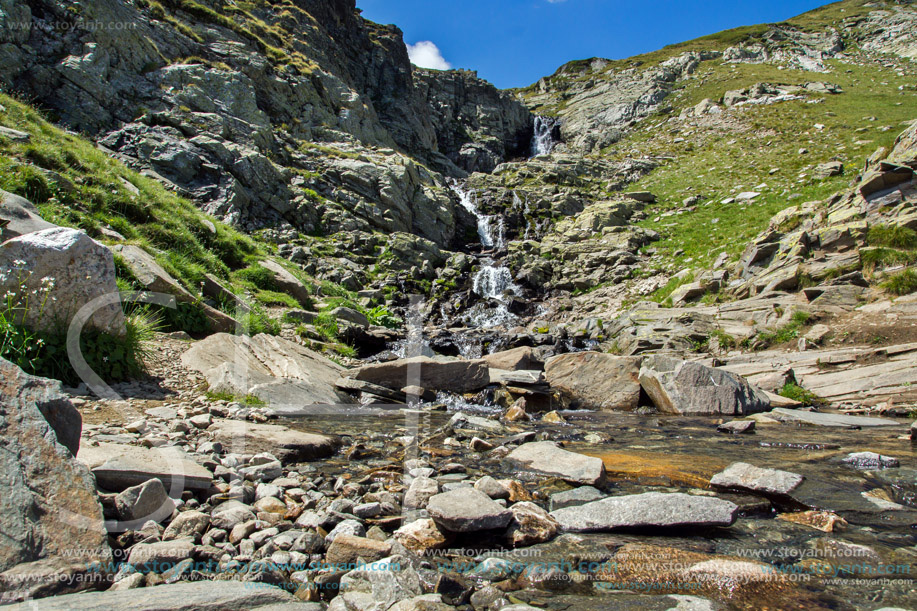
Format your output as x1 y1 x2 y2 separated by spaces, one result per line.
544 352 641 411
325 535 392 565
483 347 543 371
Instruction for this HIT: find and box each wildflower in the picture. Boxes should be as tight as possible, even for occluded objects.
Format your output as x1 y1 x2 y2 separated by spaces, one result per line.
12 259 26 267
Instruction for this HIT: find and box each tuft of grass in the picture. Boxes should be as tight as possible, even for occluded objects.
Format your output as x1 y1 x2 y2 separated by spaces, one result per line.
239 305 280 336
255 290 300 309
881 269 917 296
755 310 812 349
779 382 821 406
867 224 917 250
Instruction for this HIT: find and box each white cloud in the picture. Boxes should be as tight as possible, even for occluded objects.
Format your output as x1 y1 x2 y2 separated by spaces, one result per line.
406 41 452 71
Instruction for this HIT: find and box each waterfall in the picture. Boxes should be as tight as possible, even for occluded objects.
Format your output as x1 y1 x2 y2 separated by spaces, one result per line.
448 181 522 329
530 116 557 157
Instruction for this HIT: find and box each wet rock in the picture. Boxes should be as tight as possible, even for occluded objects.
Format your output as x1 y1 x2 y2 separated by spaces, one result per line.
404 476 440 509
0 227 125 334
388 594 454 611
450 412 505 435
777 510 847 532
208 419 338 463
767 407 899 427
639 355 770 416
717 420 755 434
506 441 606 486
550 492 738 532
426 488 513 533
394 519 450 553
326 534 392 565
474 476 510 500
2 581 305 610
544 352 642 411
548 486 606 511
0 360 111 601
78 442 213 492
503 398 528 422
470 437 495 452
348 356 490 393
333 555 422 611
541 410 567 424
710 462 804 498
115 479 175 524
841 452 899 469
505 502 559 547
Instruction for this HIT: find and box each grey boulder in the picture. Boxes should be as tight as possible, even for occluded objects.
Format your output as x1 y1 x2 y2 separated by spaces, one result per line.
710 462 804 498
506 441 606 486
544 352 642 410
639 355 770 416
550 492 738 532
426 488 513 533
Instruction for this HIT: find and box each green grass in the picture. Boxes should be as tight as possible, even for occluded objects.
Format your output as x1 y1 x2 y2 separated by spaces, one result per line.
0 93 262 300
205 390 266 406
867 224 917 250
754 310 813 348
779 382 822 406
881 269 917 296
255 290 300 308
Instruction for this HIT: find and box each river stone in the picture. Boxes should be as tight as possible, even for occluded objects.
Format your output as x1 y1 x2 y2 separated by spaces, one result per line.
426 488 513 533
393 518 450 553
0 189 55 240
335 555 422 611
210 500 256 531
549 486 606 511
505 501 559 547
325 534 392 565
162 510 210 541
544 352 642 410
483 346 543 371
2 580 306 610
710 462 804 498
639 355 770 416
127 538 194 573
0 360 111 601
449 412 505 435
550 492 739 532
77 442 213 492
841 452 899 469
0 227 125 334
181 333 353 406
768 407 900 427
208 419 338 463
403 475 440 509
717 419 755 434
115 478 175 524
0 356 81 455
506 441 607 486
348 356 489 393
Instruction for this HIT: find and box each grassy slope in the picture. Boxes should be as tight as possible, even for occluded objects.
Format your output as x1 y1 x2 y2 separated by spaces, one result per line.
518 0 916 300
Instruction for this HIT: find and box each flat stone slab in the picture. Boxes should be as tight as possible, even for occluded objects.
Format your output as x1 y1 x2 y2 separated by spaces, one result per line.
2 580 313 610
348 356 489 393
208 420 338 463
549 486 606 511
506 441 607 486
77 442 213 492
426 488 513 533
710 462 804 497
550 492 738 532
769 408 900 427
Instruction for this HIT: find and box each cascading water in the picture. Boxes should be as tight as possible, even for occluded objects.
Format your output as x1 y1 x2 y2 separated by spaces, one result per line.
449 181 521 329
530 116 557 157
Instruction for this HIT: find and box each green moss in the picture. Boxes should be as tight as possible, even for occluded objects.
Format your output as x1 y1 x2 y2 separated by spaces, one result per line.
779 382 822 406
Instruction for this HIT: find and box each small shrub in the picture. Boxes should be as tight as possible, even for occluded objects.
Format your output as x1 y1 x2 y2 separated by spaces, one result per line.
237 263 278 291
365 305 401 329
881 269 917 296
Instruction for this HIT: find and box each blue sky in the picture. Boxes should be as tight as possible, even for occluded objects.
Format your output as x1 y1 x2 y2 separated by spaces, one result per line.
357 0 831 89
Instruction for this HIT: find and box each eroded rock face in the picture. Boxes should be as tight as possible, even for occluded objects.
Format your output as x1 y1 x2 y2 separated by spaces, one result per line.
0 358 111 601
181 333 354 407
0 227 125 335
639 355 771 416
